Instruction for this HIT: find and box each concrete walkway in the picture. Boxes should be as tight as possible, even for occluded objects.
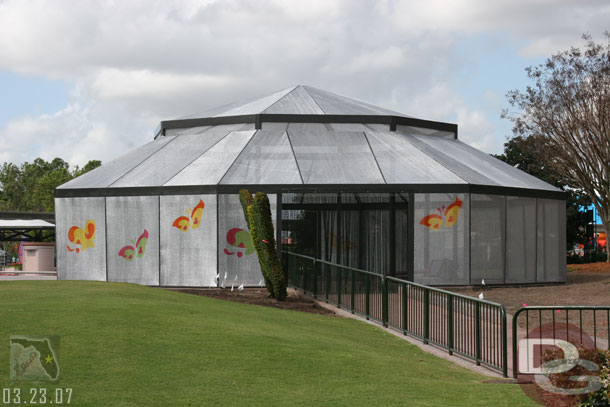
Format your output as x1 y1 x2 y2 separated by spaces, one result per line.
0 274 57 281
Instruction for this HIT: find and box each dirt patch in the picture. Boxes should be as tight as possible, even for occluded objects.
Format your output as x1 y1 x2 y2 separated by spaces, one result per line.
446 262 610 314
168 287 336 316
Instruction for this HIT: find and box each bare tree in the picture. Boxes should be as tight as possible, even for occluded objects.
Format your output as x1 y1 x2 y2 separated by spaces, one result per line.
503 33 610 261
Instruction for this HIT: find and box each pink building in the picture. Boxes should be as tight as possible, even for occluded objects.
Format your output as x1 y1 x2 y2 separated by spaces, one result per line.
22 243 55 272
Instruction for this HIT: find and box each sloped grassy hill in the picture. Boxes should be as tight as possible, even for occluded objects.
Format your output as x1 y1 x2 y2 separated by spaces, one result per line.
0 281 535 406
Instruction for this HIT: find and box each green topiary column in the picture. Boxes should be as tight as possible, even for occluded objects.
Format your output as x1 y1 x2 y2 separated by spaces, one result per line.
238 189 286 301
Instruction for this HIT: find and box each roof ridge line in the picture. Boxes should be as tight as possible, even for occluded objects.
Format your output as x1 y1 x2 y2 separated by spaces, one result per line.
261 85 299 114
301 85 327 114
363 131 388 185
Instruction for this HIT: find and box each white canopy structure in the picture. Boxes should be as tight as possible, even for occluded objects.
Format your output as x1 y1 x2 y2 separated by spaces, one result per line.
55 86 565 287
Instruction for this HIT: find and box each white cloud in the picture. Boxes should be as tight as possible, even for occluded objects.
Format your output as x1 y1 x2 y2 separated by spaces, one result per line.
0 96 151 168
403 83 497 151
0 0 608 166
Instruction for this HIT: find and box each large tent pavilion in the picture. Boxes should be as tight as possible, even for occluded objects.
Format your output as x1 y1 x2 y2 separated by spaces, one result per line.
55 85 566 287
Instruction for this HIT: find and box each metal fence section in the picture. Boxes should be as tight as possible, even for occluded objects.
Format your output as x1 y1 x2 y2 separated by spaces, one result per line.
512 306 610 379
283 251 508 377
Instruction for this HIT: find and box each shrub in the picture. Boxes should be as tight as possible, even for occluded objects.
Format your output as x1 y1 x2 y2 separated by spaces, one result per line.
239 189 286 300
253 192 286 301
536 345 609 406
580 349 610 407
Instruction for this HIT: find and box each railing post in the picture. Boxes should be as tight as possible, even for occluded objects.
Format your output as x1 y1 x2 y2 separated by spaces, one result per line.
512 308 521 379
448 294 454 355
337 267 342 308
501 306 508 378
424 289 429 344
382 277 388 328
312 258 317 298
325 263 330 303
475 302 481 366
312 258 317 299
402 282 408 335
365 274 370 320
350 269 355 314
300 258 306 292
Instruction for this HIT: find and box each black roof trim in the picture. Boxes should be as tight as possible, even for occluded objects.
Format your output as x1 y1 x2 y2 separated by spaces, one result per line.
157 114 458 136
55 183 565 200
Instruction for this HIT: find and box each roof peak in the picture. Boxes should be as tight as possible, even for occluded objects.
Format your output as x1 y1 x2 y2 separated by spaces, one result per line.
155 85 456 138
178 84 412 120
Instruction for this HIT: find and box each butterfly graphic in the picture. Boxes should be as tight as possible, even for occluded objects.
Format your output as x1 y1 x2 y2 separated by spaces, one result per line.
419 198 463 230
223 228 255 258
118 229 149 260
67 219 96 253
172 199 205 232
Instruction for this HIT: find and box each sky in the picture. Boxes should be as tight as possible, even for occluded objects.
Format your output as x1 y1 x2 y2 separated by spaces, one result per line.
0 0 609 168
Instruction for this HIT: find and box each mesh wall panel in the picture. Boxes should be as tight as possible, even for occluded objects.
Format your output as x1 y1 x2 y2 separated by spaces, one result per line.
319 210 338 264
506 197 536 283
106 196 159 285
160 195 217 286
395 206 409 278
471 194 505 284
537 199 567 282
55 197 106 281
218 194 276 287
360 209 390 275
414 193 469 285
340 210 359 268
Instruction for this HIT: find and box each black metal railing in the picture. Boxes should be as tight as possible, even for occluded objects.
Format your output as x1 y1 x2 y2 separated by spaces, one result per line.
283 251 508 377
512 306 610 378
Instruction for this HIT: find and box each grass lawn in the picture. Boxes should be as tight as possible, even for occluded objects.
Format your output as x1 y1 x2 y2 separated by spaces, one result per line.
0 281 536 406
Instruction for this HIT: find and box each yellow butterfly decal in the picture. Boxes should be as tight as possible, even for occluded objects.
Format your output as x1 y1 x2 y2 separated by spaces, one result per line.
419 198 462 230
172 199 205 232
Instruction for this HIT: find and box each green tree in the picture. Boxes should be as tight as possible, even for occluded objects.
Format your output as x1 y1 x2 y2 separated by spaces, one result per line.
0 163 24 211
503 33 610 261
0 158 102 213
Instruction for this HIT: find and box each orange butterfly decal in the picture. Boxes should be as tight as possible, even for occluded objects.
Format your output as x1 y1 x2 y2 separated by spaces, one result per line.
67 219 96 253
420 198 462 230
172 216 191 232
172 199 205 232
